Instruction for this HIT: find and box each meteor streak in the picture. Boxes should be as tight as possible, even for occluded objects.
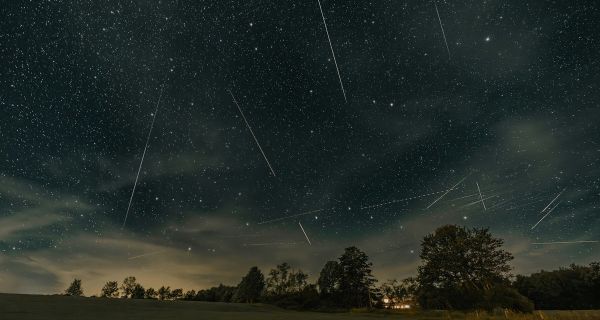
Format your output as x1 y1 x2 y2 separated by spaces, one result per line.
127 250 164 260
461 194 498 208
122 83 165 228
540 188 566 213
531 201 561 230
426 175 469 209
298 222 312 246
228 89 276 177
532 240 599 245
476 182 487 210
361 187 462 210
434 1 451 59
244 242 298 247
316 0 347 102
258 209 325 224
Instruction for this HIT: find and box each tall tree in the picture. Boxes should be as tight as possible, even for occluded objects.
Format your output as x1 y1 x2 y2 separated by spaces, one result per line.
234 266 265 303
338 246 377 308
266 263 291 295
266 262 308 296
170 288 184 300
120 276 138 298
100 281 119 298
515 262 600 310
417 225 518 310
65 278 84 296
145 287 158 299
158 286 171 300
184 290 197 300
132 284 145 299
317 261 342 296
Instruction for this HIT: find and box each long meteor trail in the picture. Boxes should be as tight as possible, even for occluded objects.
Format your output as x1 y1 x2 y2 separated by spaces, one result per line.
127 250 164 260
122 83 165 228
426 175 469 209
531 201 561 230
258 209 325 225
244 242 298 247
532 240 599 245
361 187 463 210
228 90 276 177
434 1 451 60
540 188 566 213
476 182 486 210
316 0 347 102
298 222 312 246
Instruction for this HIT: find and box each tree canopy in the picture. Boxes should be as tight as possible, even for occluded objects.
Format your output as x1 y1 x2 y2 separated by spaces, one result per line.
100 281 119 298
65 278 84 296
417 225 530 311
234 266 265 303
337 246 377 308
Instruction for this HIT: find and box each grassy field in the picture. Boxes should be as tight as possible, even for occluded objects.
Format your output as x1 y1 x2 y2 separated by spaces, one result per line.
1 293 599 320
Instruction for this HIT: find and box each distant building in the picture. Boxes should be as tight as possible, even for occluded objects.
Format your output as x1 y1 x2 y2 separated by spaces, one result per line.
382 295 414 309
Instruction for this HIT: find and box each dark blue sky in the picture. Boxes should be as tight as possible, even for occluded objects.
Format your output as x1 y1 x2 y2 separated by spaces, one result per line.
1 0 599 294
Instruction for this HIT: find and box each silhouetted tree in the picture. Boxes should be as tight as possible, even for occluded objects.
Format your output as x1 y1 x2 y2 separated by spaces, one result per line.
195 284 237 302
120 276 138 298
234 266 265 303
317 261 342 296
145 287 158 299
183 290 196 300
100 281 119 298
514 262 600 310
417 225 529 311
158 286 171 300
65 278 84 296
266 263 291 295
266 262 309 296
171 288 183 300
338 246 377 308
132 284 145 299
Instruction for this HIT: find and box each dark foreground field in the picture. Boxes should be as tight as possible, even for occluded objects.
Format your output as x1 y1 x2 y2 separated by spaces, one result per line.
1 294 599 320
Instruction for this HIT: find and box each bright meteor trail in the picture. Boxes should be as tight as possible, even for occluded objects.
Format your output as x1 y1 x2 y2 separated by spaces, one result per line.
426 175 469 209
122 83 165 228
258 209 325 224
316 0 347 102
531 201 561 230
298 222 312 246
434 1 451 60
228 89 276 177
532 241 599 245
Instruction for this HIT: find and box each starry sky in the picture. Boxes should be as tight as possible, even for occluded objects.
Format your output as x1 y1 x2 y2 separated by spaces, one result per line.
1 0 600 295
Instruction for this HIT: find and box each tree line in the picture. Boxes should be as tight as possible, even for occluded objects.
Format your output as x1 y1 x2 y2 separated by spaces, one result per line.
64 225 600 312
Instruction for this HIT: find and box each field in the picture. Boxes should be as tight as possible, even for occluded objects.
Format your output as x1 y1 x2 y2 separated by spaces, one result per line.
1 294 599 320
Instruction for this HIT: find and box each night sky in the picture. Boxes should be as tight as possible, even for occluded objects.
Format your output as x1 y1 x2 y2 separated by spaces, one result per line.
1 0 600 295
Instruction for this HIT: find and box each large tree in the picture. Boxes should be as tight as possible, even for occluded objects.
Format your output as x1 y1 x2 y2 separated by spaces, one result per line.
266 262 308 296
317 260 342 296
417 225 527 310
132 284 146 299
120 276 138 298
515 262 600 310
170 288 184 300
234 266 265 303
338 246 377 308
145 287 158 299
100 281 119 298
65 278 84 296
158 286 171 300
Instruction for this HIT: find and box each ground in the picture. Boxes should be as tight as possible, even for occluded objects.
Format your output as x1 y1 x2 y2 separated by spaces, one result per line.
0 294 599 320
